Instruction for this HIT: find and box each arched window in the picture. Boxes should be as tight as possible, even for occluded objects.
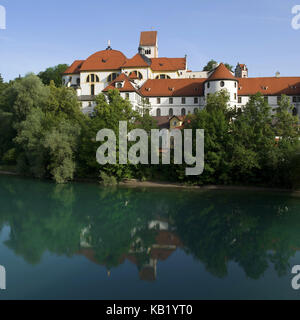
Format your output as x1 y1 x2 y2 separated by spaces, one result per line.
181 108 186 116
129 71 143 80
86 74 99 83
169 108 173 116
156 108 161 117
107 73 118 83
293 107 298 116
207 82 210 89
155 74 171 79
76 78 80 86
220 81 225 87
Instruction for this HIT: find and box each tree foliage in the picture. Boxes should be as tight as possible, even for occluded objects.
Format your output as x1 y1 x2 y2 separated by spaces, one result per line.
38 64 69 87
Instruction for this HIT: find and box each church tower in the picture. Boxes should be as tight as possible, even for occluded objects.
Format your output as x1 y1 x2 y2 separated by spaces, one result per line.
235 63 248 78
138 31 158 58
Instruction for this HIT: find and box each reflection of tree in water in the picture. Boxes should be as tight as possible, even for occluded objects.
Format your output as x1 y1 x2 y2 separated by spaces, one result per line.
1 175 300 281
171 191 300 279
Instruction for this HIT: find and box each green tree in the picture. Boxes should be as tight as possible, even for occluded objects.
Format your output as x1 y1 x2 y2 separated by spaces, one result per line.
203 60 233 72
184 90 232 185
38 64 69 87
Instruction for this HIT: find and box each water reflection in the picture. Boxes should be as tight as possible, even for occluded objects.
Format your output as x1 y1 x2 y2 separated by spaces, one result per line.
0 175 300 282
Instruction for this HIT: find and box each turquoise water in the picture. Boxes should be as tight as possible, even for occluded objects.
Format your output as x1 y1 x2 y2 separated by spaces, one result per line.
0 175 300 300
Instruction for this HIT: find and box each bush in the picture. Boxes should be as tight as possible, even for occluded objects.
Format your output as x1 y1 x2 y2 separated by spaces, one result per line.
99 171 117 187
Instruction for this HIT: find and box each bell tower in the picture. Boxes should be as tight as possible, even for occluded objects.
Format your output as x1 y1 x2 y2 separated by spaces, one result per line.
138 31 158 58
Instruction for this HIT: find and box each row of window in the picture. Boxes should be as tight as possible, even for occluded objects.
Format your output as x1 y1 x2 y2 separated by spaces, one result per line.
156 108 198 117
207 81 237 89
156 97 199 105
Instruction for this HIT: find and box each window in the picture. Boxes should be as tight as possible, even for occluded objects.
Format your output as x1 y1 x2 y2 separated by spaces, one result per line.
169 108 173 116
293 96 300 103
238 97 242 103
234 93 237 100
181 108 186 116
194 97 199 104
207 82 210 89
116 82 122 88
155 74 171 79
182 97 186 104
77 78 80 86
125 93 130 99
293 107 298 116
277 96 281 104
91 84 95 96
108 73 118 83
145 49 151 55
87 74 99 83
146 98 150 104
264 96 268 103
220 81 225 87
169 97 173 104
157 98 161 104
156 108 161 117
234 82 237 88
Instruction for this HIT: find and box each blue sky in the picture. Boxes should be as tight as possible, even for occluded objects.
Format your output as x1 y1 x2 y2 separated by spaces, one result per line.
0 0 300 81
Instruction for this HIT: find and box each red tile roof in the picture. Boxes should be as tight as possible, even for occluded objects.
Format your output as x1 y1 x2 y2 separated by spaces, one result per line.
80 49 127 71
238 77 300 96
64 60 84 74
152 116 170 129
151 57 186 71
128 71 140 79
140 78 205 97
122 53 150 68
207 63 236 81
140 31 157 46
103 73 137 92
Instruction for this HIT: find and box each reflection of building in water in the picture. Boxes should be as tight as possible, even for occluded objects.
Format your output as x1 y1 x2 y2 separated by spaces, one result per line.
77 219 182 282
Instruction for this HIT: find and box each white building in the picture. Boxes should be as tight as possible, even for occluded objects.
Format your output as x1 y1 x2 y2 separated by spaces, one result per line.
63 31 300 118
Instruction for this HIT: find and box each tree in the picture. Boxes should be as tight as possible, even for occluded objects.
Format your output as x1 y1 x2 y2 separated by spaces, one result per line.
203 60 218 72
38 64 69 87
203 60 233 72
184 90 233 185
230 94 276 184
4 73 49 122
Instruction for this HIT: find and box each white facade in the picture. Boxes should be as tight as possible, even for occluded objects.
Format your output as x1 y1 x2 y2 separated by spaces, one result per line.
63 31 300 119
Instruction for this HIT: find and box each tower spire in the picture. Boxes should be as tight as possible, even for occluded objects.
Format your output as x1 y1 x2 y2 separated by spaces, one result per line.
106 40 112 50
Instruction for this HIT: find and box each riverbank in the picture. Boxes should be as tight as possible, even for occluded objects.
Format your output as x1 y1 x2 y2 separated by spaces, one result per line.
1 169 299 195
119 179 300 195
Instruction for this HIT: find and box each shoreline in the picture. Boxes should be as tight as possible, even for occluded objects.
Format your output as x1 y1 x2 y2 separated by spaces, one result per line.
119 179 300 195
1 170 299 195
